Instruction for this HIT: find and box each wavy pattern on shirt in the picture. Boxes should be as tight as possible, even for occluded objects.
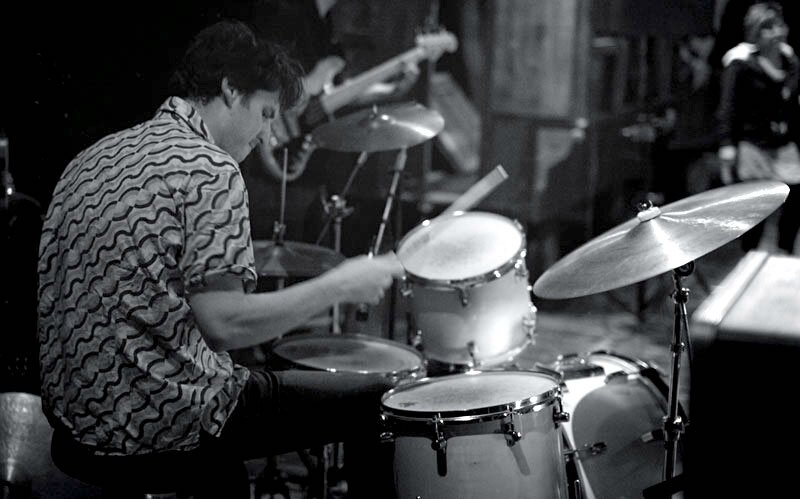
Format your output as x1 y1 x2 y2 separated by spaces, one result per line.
38 97 253 455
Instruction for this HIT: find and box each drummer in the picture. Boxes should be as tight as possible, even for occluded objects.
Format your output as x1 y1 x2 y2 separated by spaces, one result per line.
37 20 403 499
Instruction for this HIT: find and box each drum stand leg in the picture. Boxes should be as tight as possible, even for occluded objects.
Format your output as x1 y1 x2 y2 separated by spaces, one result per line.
662 262 694 482
315 152 368 334
355 148 408 337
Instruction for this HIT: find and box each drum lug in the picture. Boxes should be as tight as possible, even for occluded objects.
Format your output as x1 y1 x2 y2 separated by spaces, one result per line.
379 430 395 444
522 304 537 339
411 329 423 350
430 417 448 477
466 341 478 368
553 401 570 425
400 278 413 297
514 258 529 280
564 441 608 461
456 286 470 307
502 411 523 447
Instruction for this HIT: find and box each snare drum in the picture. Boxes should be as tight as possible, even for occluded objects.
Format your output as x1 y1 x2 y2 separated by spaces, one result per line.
396 211 536 370
380 371 569 499
541 351 683 499
268 333 426 383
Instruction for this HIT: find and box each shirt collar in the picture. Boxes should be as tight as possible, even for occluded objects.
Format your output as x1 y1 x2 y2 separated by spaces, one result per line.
155 96 215 145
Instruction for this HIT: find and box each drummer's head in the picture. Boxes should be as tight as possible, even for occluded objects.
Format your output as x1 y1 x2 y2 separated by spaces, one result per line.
169 20 304 161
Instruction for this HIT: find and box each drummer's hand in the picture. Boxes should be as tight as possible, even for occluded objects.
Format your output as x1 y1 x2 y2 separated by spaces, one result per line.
324 252 405 304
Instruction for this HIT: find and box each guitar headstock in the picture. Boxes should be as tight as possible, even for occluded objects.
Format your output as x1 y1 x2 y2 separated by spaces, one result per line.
415 29 458 61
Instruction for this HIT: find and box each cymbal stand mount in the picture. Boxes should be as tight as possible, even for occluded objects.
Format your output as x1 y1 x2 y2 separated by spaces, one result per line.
315 152 369 246
315 152 367 333
663 261 694 481
272 148 290 290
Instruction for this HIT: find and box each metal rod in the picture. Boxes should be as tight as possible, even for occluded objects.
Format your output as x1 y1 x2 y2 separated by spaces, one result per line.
663 262 692 480
373 148 407 254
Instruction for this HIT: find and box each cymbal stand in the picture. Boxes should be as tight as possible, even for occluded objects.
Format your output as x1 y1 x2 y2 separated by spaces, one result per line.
271 148 290 290
315 151 369 246
355 148 407 336
314 152 368 333
663 261 694 482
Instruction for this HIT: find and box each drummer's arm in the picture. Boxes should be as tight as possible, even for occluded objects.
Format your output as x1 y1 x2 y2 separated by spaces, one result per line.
189 253 404 352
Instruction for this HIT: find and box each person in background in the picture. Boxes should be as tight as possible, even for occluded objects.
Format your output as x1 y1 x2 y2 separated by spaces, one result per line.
232 0 419 247
38 20 403 498
717 1 800 254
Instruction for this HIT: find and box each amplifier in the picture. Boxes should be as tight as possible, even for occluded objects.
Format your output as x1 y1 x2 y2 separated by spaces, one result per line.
686 250 800 497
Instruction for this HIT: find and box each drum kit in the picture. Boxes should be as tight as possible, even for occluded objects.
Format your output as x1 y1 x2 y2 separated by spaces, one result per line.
253 98 791 498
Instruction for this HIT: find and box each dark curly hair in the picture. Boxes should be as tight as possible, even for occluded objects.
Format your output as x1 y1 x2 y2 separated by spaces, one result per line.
169 20 304 110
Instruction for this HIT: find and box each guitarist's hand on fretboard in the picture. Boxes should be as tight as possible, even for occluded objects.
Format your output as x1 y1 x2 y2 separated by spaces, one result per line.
259 29 458 183
304 55 346 97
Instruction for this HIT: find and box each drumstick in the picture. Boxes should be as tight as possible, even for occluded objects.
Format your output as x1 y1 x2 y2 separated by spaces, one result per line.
399 165 509 262
439 164 508 217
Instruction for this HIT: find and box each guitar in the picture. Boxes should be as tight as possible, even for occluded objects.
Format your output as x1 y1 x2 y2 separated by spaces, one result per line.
257 29 458 179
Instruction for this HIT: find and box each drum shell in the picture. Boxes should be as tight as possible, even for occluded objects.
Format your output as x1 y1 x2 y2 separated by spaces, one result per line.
405 262 534 368
380 372 568 499
397 211 535 369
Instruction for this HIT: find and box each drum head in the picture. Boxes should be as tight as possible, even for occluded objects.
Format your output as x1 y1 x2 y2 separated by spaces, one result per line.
382 371 558 417
270 334 423 375
397 212 524 281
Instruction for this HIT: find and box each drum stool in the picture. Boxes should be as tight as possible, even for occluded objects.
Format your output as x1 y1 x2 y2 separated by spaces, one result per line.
50 429 251 498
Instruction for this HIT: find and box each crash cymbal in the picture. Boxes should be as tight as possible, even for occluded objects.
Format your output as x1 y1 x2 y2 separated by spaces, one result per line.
533 180 790 300
312 102 444 152
253 239 345 278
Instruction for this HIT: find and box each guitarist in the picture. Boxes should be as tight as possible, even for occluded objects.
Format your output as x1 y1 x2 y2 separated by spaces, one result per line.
231 0 421 249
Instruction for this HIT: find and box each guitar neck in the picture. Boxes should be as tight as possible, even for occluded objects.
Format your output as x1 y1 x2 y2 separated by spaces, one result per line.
320 46 427 114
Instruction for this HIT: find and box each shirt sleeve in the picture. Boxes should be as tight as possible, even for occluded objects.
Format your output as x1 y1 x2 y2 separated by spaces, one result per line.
180 161 257 293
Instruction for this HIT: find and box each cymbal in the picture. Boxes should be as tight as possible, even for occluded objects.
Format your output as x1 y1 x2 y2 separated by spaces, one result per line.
532 180 790 300
253 239 345 278
312 102 445 152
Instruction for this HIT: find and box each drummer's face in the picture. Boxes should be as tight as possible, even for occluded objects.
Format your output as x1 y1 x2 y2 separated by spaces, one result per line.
223 85 280 163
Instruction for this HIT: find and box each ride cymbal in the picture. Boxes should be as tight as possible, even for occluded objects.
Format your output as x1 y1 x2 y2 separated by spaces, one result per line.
312 102 444 152
532 180 790 299
253 240 345 278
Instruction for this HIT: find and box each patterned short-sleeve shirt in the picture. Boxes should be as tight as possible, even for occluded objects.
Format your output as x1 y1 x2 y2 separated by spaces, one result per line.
38 97 256 455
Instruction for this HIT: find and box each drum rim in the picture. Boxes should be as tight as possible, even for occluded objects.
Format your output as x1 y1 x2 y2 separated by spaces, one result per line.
268 332 427 377
551 350 654 373
397 211 527 287
380 370 561 421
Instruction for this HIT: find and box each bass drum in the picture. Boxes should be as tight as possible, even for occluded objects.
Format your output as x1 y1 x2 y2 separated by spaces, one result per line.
539 351 684 499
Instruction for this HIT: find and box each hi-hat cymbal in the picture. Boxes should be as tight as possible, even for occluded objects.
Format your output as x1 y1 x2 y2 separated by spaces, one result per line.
254 240 345 278
312 102 444 152
533 180 790 300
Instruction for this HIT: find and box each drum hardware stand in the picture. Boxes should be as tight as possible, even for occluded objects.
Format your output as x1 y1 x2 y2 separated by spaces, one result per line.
662 261 694 482
313 152 368 334
355 148 408 342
